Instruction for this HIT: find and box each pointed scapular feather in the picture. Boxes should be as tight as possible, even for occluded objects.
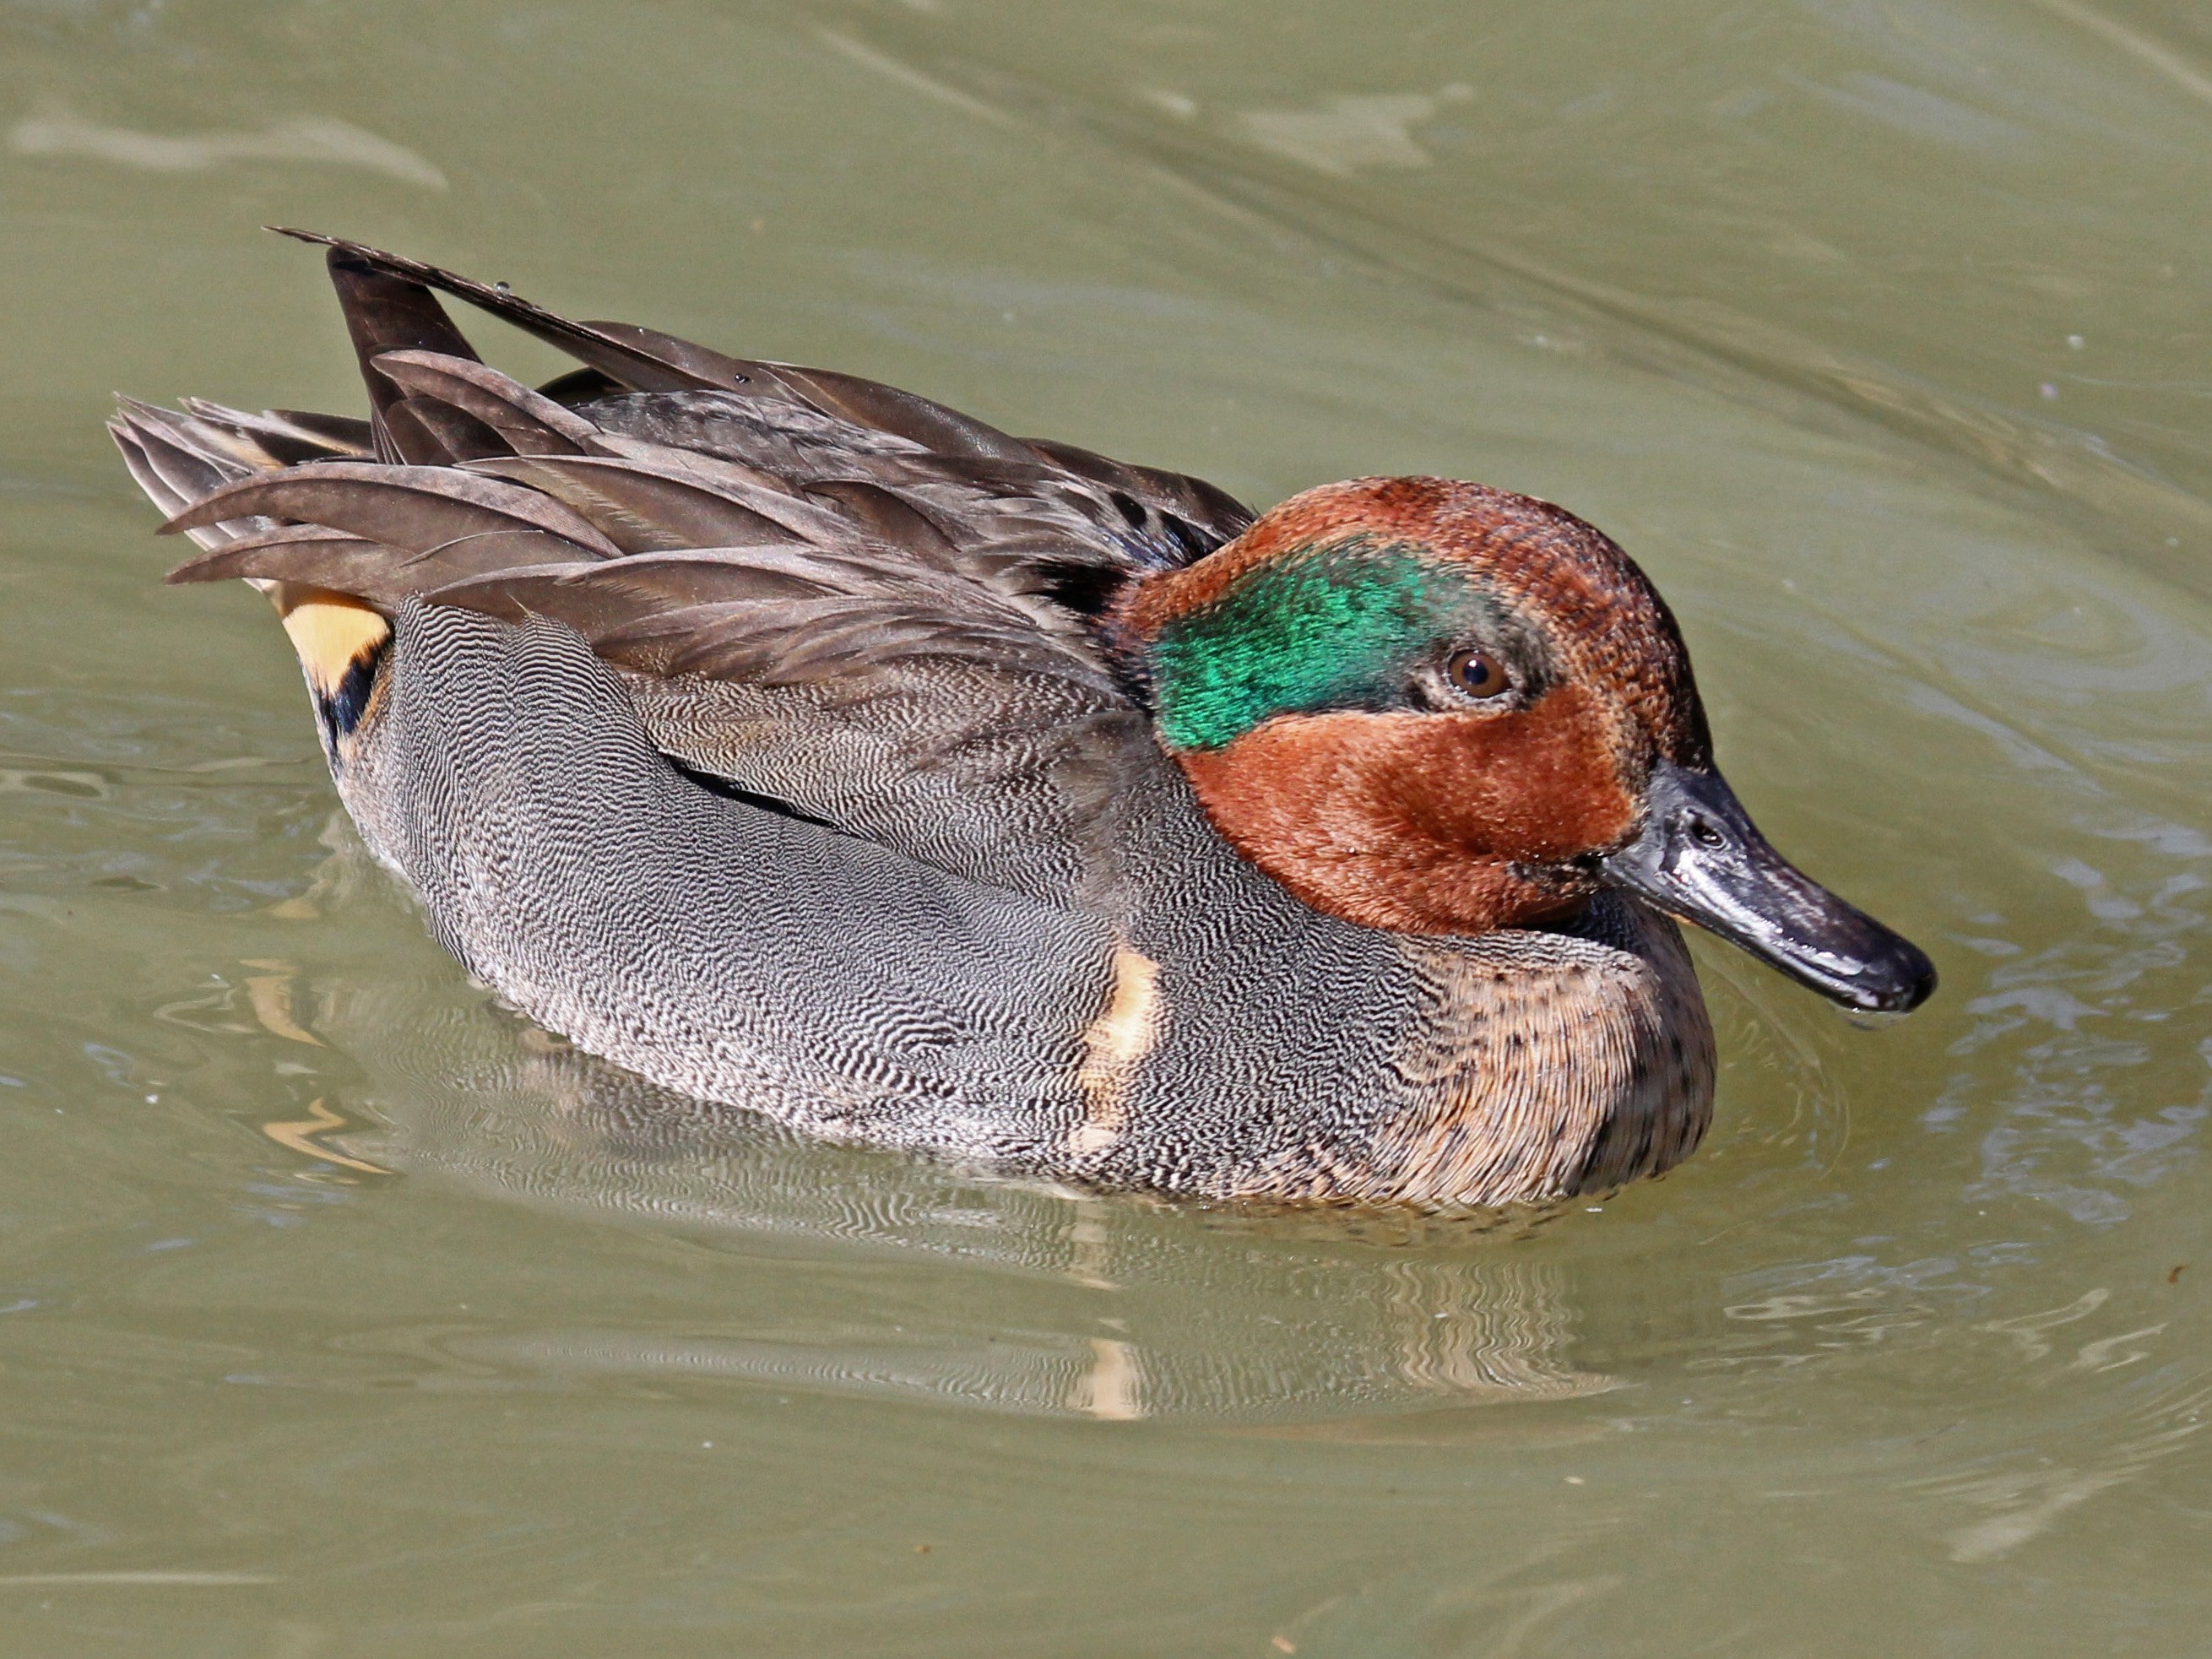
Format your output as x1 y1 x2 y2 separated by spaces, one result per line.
382 398 510 465
570 401 1188 609
1020 436 1254 555
164 524 374 585
576 390 928 475
466 454 834 554
579 606 1117 722
421 545 951 625
163 523 602 599
795 479 968 567
371 350 597 453
426 550 850 625
579 430 810 499
738 361 1041 466
157 461 624 557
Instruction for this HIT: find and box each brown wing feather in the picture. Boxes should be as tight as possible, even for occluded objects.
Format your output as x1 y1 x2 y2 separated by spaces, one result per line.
158 461 624 558
425 549 1119 694
371 351 597 454
466 454 838 554
270 230 1251 571
163 525 601 599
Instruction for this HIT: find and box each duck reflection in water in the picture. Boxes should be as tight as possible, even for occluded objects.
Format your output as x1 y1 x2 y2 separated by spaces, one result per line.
258 877 1612 1432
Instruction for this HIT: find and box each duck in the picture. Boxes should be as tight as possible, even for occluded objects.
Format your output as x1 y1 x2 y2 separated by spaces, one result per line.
109 230 1935 1212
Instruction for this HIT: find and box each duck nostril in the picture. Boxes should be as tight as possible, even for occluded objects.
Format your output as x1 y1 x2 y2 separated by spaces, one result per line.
1688 816 1727 850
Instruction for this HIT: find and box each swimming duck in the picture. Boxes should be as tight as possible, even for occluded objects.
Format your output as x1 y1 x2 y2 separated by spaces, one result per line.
110 232 1934 1211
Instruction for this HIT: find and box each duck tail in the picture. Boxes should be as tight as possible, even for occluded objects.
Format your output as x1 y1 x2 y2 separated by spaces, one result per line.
107 396 371 548
107 394 394 748
105 238 523 743
317 240 489 465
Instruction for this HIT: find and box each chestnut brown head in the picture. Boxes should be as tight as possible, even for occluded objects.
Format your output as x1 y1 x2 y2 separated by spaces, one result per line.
1125 476 1933 1015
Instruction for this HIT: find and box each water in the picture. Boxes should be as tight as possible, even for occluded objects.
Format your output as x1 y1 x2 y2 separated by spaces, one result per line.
3 1 2210 1652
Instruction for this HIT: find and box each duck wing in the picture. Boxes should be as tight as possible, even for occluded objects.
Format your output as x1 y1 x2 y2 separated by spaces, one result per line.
431 549 1145 901
274 230 1254 578
127 235 1247 900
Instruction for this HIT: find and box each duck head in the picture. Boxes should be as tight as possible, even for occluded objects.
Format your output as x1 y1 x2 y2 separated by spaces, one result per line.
1121 476 1935 1016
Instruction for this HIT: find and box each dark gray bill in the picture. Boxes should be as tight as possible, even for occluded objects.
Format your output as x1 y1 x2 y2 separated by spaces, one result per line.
1596 761 1936 1015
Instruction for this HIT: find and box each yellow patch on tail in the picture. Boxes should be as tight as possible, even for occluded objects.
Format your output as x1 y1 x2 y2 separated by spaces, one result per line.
271 583 388 696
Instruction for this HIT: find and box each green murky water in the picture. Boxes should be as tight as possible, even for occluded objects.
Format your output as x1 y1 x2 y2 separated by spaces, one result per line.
4 2 2210 1652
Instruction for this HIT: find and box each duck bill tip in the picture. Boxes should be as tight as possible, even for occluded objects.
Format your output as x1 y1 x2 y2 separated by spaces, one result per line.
1597 761 1937 1017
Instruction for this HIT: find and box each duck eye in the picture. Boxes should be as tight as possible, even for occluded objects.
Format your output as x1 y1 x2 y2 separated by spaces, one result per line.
1445 648 1511 701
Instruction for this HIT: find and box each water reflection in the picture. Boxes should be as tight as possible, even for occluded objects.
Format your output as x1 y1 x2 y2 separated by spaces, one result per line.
274 827 1619 1426
1927 1368 2211 1563
344 1014 1619 1424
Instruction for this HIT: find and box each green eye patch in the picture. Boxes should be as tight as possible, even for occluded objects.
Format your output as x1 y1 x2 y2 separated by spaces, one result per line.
1148 539 1461 751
